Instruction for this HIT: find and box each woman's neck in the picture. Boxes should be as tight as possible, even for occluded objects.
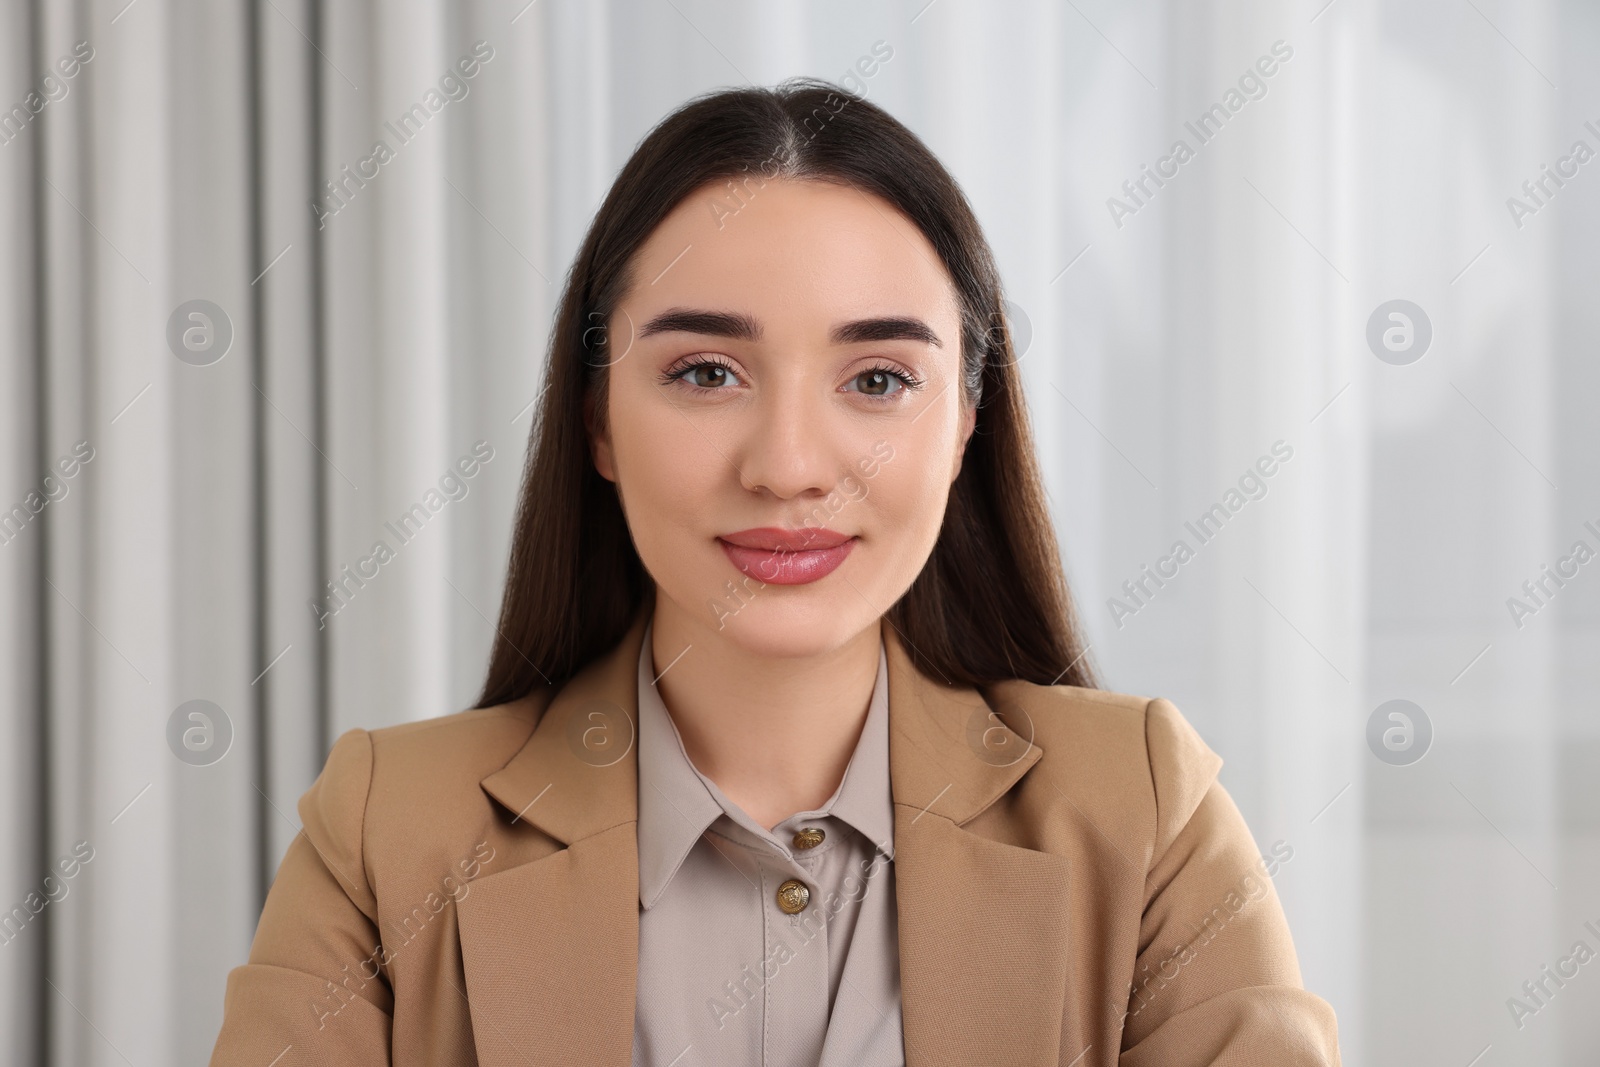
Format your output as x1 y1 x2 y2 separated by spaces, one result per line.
646 598 883 832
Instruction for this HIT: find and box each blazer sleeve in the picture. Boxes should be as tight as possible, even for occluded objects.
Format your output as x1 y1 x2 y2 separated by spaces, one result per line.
1117 698 1342 1067
209 727 395 1066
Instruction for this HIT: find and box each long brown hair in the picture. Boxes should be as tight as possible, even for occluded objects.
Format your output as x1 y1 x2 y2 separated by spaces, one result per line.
473 76 1096 708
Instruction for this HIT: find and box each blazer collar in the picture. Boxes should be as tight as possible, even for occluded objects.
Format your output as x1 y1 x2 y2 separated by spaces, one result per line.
463 597 1071 1066
478 599 1042 841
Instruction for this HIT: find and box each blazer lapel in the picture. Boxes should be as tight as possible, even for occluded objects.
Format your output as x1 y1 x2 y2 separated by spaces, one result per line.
459 606 649 1067
882 625 1070 1066
458 604 1067 1067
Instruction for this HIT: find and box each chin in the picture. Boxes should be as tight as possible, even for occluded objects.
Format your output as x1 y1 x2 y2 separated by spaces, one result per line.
706 595 872 659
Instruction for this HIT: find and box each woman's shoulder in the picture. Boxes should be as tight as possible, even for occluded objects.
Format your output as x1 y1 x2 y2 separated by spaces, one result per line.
983 678 1223 781
980 679 1227 859
365 697 547 785
327 696 551 806
291 698 552 898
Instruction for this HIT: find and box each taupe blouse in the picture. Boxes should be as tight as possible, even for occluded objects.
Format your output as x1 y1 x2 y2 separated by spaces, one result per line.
630 618 905 1066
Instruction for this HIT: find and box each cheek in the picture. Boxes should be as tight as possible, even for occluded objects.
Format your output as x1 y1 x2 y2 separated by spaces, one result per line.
862 437 955 555
608 383 724 555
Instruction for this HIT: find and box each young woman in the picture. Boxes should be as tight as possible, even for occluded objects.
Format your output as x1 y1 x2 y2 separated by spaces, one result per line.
210 78 1341 1066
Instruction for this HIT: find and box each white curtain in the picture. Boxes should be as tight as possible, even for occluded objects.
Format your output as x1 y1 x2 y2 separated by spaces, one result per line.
3 0 1592 1063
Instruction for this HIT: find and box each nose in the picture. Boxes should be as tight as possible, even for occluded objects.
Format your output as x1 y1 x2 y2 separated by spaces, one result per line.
732 381 845 501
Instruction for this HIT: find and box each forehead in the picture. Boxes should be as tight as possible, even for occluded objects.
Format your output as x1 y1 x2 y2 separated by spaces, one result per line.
620 177 960 335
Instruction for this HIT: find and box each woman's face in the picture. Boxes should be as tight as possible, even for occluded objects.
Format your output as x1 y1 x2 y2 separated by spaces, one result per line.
590 177 976 658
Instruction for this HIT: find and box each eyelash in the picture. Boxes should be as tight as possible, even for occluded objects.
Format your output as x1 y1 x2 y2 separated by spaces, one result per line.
657 355 925 400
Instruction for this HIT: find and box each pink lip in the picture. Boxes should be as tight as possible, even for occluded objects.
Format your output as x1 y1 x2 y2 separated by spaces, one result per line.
717 527 857 585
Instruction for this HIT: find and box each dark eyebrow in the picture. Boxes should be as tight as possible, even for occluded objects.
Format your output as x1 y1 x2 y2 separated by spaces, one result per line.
637 308 762 342
636 307 942 348
830 316 942 348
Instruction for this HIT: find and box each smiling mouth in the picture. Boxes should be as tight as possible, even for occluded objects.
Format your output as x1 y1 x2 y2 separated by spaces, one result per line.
716 529 857 585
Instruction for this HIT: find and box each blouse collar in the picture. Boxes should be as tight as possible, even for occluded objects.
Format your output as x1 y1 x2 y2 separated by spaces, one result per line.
634 615 895 911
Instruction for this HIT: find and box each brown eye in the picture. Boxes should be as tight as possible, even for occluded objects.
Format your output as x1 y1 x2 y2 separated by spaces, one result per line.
689 364 731 388
847 367 915 398
660 357 743 391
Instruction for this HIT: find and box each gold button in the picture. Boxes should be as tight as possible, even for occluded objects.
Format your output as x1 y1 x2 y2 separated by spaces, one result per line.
792 827 825 850
776 878 811 914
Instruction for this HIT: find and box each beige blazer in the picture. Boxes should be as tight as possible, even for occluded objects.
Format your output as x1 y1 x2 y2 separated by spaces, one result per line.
209 602 1341 1066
